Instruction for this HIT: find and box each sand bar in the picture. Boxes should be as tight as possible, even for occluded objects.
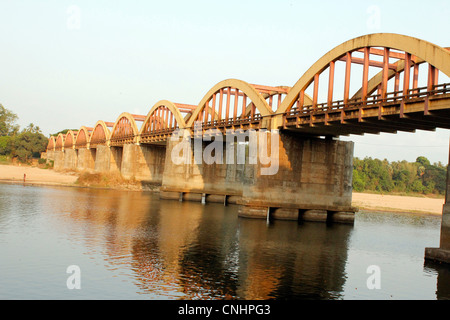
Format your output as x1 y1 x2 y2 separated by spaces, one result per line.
352 192 444 216
0 164 78 186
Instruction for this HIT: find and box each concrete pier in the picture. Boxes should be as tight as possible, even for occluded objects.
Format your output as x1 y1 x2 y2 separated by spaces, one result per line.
160 131 356 223
425 149 450 264
63 149 78 170
121 144 165 183
94 145 112 173
53 150 65 171
77 148 96 171
425 205 450 264
238 132 355 223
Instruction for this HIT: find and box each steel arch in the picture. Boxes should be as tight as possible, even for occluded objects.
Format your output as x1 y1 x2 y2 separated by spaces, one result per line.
110 112 142 146
55 133 65 151
63 130 78 150
74 126 92 149
46 136 56 152
90 120 113 148
186 79 274 128
277 33 450 114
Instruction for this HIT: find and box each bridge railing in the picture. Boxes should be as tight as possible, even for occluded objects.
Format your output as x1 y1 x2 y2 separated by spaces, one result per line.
285 82 450 119
201 114 263 130
89 138 107 149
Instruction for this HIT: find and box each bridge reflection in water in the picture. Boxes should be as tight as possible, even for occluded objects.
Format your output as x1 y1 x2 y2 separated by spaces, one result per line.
33 186 445 300
48 187 351 299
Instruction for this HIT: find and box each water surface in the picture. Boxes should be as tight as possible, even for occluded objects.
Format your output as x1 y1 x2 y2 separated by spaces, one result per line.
0 183 448 300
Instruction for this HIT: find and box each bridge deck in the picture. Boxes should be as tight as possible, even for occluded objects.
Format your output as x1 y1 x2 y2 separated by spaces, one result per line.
283 83 450 136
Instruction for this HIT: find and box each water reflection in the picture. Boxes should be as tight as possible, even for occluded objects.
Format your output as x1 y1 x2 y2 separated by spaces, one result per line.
41 186 353 299
0 184 447 299
424 260 450 300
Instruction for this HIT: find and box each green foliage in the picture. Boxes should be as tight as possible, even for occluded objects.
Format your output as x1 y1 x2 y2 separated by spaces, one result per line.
13 130 48 162
0 135 13 155
353 156 447 196
50 129 77 137
0 104 48 162
0 104 19 136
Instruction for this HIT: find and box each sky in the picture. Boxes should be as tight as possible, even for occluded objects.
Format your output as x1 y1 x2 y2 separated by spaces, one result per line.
1 0 450 164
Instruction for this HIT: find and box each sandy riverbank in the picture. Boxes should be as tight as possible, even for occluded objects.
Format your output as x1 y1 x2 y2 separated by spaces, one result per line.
0 164 445 216
352 192 444 216
0 164 78 187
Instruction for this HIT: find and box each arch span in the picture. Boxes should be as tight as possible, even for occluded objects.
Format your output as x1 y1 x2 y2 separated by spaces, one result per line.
63 130 78 150
46 136 56 152
55 133 65 151
110 112 142 146
74 126 92 149
186 79 275 128
90 120 113 148
277 33 450 114
139 100 193 144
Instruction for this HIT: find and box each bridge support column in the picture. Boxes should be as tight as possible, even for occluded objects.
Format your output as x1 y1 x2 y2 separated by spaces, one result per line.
121 144 165 184
63 148 78 170
160 129 356 223
53 150 65 171
109 147 123 174
425 142 450 264
238 131 356 223
45 150 55 161
94 145 111 173
160 132 249 202
77 148 96 171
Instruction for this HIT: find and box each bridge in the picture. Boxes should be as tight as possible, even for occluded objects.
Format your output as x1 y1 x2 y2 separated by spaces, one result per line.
43 33 450 264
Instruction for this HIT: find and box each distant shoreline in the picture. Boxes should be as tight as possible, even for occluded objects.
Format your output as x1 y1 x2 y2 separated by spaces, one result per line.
0 164 444 216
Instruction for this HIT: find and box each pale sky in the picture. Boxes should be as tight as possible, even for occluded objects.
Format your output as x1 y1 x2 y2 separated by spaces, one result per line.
1 0 450 164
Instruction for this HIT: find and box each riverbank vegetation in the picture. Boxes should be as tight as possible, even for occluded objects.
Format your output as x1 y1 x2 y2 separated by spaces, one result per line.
75 171 143 190
353 156 447 197
0 104 48 163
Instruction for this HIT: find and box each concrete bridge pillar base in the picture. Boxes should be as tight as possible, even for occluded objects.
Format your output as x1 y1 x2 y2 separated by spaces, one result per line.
238 206 355 224
425 204 450 264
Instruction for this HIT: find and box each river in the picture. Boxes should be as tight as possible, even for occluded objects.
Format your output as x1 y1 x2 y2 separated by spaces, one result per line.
0 183 448 300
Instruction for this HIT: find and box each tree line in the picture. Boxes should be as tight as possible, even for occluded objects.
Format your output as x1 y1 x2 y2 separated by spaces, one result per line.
353 156 447 196
0 104 48 162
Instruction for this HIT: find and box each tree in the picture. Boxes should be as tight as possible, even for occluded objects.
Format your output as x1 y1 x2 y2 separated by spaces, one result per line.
416 156 431 167
0 136 13 155
12 128 48 162
353 156 446 195
0 104 19 136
